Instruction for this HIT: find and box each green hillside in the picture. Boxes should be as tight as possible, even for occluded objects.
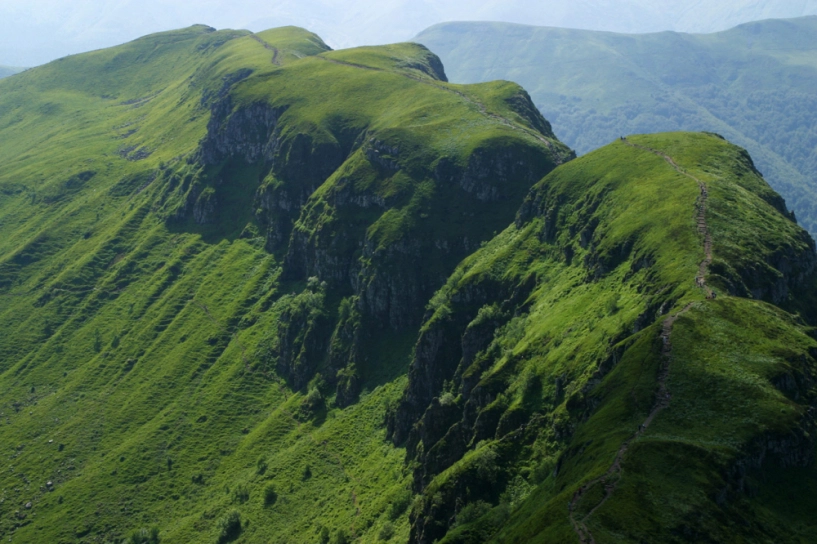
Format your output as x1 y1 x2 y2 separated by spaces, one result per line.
0 65 23 79
0 24 569 543
392 132 817 543
416 16 817 237
1 22 816 544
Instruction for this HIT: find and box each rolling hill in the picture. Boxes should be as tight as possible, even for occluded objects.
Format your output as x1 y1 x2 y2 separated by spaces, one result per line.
0 23 816 544
416 16 817 237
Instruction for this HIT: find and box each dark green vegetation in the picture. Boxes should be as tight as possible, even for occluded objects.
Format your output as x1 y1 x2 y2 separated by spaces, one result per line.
416 16 817 237
1 23 816 544
0 65 23 79
0 24 569 543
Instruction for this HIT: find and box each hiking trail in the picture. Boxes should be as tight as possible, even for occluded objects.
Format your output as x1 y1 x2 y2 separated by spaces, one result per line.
622 138 714 298
568 138 714 543
251 34 281 66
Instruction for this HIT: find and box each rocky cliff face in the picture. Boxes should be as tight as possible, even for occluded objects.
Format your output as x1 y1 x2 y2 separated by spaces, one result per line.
723 233 817 304
194 94 350 249
199 100 286 166
168 66 572 397
280 139 565 334
388 271 575 543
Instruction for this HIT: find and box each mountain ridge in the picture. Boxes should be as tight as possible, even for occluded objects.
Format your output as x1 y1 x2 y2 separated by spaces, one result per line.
4 1 817 66
392 132 817 542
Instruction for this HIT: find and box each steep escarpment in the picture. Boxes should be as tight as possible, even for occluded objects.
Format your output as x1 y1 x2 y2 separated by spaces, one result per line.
0 25 571 543
164 42 571 398
391 133 817 543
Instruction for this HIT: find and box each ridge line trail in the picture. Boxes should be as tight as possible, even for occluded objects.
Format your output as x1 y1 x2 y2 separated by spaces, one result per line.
250 34 281 66
569 138 714 544
314 55 560 152
622 138 714 298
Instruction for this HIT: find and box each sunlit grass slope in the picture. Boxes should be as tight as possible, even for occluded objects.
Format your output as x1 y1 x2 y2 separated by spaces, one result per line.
394 133 817 543
0 23 569 544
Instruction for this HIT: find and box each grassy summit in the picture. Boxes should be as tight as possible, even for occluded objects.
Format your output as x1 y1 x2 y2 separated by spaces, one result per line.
0 25 568 543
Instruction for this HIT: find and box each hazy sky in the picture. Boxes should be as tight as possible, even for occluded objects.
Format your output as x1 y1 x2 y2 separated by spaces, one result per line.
3 0 817 66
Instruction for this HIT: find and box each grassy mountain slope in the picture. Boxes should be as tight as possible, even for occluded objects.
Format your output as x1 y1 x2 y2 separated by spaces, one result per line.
0 25 570 543
391 132 817 543
416 16 817 237
2 21 817 544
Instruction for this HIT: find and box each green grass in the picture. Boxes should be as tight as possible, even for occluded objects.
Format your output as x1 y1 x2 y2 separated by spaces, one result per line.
416 16 817 237
576 297 817 543
0 24 569 543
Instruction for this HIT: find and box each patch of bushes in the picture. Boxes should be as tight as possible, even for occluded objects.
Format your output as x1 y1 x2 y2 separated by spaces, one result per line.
215 510 241 544
387 487 412 520
263 484 277 506
256 456 268 475
378 521 395 541
332 528 350 544
454 500 492 527
128 526 160 544
300 386 324 417
231 484 249 504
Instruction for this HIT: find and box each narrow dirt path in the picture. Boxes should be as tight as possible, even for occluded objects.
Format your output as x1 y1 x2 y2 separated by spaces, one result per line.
622 138 714 298
250 34 281 66
314 56 562 154
568 139 714 543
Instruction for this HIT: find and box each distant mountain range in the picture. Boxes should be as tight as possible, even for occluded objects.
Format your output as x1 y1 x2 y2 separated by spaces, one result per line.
3 0 817 66
0 65 23 78
417 15 817 236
